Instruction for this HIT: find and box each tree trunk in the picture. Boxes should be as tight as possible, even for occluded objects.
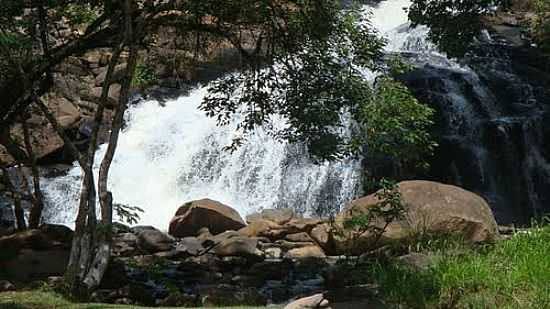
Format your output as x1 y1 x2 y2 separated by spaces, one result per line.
22 117 44 229
63 0 138 295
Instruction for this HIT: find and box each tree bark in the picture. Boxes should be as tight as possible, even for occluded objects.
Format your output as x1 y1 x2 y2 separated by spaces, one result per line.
63 0 137 295
22 117 44 229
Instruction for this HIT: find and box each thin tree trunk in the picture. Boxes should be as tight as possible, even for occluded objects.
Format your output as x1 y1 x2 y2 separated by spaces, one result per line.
63 1 134 293
82 0 138 290
22 117 44 229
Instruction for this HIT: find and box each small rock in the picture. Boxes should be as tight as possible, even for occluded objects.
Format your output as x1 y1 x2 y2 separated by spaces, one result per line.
246 208 297 225
136 227 175 253
212 236 262 259
285 245 326 259
264 247 283 259
0 280 15 292
395 252 435 271
285 293 331 309
286 232 314 243
175 237 204 256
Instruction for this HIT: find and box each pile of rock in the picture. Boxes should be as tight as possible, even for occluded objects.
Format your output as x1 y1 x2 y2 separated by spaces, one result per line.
0 181 501 307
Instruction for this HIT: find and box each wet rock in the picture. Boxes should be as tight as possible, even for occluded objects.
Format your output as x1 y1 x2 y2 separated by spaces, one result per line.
169 199 246 237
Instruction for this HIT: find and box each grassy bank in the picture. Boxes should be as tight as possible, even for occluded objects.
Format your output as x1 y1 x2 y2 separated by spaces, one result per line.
0 291 278 309
362 225 550 308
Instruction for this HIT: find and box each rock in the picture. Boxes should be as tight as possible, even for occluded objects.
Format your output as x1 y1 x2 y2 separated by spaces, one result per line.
286 232 314 243
48 97 81 128
136 227 175 253
285 294 331 309
86 84 121 106
1 247 69 283
395 253 435 272
175 237 204 256
169 199 246 237
336 181 499 253
112 233 139 257
275 240 316 251
212 236 262 259
310 224 332 251
0 229 55 254
264 247 283 259
94 64 126 86
246 208 296 225
238 219 282 238
0 280 15 292
285 245 326 259
39 224 73 244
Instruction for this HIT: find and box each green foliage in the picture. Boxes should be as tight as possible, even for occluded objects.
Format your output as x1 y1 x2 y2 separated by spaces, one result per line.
335 179 405 254
56 3 100 28
531 0 550 53
201 2 386 161
113 203 144 225
358 223 550 308
408 0 508 57
359 77 437 173
131 63 159 89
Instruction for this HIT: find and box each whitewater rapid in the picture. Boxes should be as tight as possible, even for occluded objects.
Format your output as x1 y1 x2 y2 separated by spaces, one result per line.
41 0 435 229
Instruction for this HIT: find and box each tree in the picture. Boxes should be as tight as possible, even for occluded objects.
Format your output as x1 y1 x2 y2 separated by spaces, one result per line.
409 0 550 57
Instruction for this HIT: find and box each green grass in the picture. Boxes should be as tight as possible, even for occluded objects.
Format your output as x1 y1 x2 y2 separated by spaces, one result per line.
364 226 550 308
0 291 277 309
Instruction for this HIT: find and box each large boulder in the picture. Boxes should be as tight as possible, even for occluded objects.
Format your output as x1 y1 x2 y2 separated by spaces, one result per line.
0 229 70 283
337 180 499 253
169 199 246 237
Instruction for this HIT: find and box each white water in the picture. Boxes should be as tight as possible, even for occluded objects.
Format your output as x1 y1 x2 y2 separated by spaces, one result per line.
41 0 434 229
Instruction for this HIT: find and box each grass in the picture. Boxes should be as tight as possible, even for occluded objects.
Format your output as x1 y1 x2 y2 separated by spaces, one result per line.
0 291 278 309
363 225 550 308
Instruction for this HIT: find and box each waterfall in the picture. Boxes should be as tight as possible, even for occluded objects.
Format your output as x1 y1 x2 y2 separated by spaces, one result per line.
45 0 510 228
44 0 550 227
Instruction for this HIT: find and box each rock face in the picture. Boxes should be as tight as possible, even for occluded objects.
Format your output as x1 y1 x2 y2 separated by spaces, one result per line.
169 199 246 237
338 180 499 253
